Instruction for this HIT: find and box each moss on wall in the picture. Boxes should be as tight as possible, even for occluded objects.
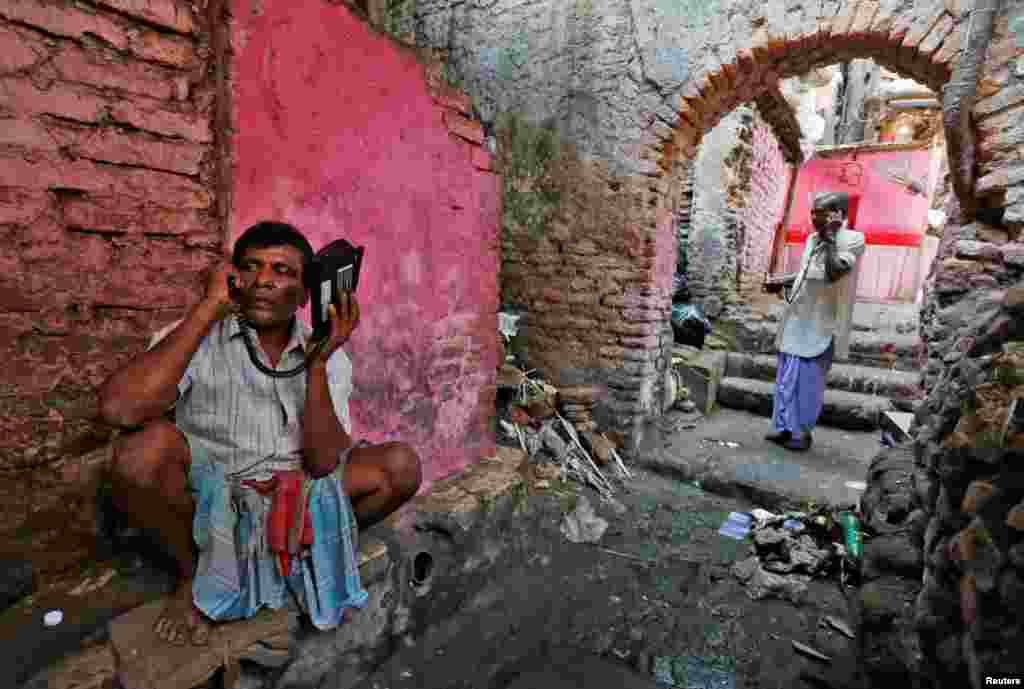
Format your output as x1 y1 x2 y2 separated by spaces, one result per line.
496 113 562 242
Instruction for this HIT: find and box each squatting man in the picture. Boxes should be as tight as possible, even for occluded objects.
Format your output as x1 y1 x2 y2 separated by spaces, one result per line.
98 221 423 646
765 192 865 451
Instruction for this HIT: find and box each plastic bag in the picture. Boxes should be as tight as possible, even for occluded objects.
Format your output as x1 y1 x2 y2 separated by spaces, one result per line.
671 274 690 303
671 303 711 348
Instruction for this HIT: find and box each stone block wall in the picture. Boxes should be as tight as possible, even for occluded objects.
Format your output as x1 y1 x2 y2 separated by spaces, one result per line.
0 0 222 558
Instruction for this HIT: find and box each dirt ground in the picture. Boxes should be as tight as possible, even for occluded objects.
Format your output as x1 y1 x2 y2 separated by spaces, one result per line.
355 468 863 689
10 409 875 689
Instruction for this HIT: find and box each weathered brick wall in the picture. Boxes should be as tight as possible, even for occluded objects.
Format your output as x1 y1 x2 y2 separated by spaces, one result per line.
0 0 221 560
687 107 746 318
399 0 976 448
737 111 790 300
686 105 789 319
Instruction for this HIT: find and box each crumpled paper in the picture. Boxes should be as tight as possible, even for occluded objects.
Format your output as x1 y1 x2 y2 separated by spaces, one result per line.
560 495 609 543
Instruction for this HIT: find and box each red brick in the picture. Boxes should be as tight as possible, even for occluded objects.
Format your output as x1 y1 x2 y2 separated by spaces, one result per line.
431 86 472 115
0 77 108 122
0 117 59 150
0 25 47 75
62 195 208 235
471 146 493 172
67 127 206 175
53 44 175 100
109 100 212 143
0 153 213 208
130 31 198 69
0 0 129 50
92 0 196 35
444 111 485 144
0 187 50 225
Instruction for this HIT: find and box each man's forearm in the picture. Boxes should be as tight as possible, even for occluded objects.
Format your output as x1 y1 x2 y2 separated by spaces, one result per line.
303 361 352 478
98 300 220 427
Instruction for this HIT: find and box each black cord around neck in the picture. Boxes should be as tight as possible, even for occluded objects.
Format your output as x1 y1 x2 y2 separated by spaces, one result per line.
236 316 329 378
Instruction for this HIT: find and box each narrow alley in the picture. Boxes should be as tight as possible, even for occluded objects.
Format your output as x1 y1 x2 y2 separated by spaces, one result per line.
2 1 1024 689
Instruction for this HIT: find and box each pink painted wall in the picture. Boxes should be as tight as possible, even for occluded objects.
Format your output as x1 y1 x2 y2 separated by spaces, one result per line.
228 1 501 490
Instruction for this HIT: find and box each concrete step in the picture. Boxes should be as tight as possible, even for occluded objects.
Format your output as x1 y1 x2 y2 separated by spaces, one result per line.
724 352 921 400
716 377 893 431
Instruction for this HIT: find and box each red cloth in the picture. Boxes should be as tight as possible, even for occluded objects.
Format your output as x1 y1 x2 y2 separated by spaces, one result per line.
243 470 313 578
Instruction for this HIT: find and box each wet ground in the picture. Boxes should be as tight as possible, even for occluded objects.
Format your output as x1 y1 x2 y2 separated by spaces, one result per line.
352 468 862 689
640 408 879 511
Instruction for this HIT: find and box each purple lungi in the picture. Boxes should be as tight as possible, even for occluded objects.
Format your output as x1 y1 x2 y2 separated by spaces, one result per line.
770 340 834 435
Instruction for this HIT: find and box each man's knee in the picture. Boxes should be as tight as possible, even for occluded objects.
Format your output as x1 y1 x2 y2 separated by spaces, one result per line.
379 442 422 497
110 420 188 489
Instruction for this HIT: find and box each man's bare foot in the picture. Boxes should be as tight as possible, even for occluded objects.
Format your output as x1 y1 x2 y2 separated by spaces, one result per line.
154 579 211 646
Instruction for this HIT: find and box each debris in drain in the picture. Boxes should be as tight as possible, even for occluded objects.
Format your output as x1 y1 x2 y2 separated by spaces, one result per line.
718 512 753 540
822 615 855 639
792 640 831 663
496 360 632 499
730 505 866 597
561 494 609 544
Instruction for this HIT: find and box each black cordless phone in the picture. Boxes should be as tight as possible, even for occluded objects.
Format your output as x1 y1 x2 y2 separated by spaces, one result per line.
308 240 363 342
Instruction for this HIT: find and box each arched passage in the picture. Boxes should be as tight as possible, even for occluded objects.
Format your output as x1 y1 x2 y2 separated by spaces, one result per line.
616 3 980 449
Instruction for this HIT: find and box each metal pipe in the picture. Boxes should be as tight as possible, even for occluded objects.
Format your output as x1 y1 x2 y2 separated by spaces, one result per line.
943 0 1002 217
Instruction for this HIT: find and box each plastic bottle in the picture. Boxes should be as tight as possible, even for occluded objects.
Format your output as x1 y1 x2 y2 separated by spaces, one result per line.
838 512 863 560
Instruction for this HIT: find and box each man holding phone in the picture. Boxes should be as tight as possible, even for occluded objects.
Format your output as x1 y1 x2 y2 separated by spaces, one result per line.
98 221 422 645
764 192 865 451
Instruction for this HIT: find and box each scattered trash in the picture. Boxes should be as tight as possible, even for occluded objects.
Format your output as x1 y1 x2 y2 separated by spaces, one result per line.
44 610 63 627
731 504 866 598
749 508 777 528
844 480 867 491
792 640 831 663
561 494 609 543
822 615 855 639
596 547 652 562
702 439 741 448
837 511 863 560
718 512 753 540
69 568 116 596
879 431 897 447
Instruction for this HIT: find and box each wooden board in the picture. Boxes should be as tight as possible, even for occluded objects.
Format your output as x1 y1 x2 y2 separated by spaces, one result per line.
110 599 295 689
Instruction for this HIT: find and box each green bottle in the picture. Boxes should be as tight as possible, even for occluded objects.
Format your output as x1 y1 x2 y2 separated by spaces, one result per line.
838 512 863 560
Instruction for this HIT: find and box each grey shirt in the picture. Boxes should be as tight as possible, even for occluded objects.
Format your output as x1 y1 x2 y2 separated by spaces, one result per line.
148 315 354 482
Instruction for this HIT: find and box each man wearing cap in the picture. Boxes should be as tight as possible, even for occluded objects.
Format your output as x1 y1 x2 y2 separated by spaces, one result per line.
765 192 865 451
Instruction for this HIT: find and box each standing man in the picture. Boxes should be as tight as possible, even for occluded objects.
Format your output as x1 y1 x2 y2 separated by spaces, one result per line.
765 192 865 451
98 221 422 645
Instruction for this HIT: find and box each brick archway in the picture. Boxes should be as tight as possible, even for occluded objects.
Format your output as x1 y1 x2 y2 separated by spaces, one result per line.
619 2 971 449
